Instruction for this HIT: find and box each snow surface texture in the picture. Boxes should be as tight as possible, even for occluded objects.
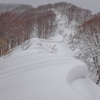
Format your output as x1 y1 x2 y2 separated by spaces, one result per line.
0 34 100 100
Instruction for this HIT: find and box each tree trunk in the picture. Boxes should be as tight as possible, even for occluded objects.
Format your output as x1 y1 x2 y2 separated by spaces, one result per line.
93 56 98 68
93 56 100 84
96 69 100 84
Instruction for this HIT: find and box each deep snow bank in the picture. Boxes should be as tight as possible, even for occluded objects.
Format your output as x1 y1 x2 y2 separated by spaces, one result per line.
0 35 100 100
0 52 88 100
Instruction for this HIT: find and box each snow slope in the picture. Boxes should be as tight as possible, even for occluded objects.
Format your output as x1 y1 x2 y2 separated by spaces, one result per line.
39 34 73 56
0 34 100 100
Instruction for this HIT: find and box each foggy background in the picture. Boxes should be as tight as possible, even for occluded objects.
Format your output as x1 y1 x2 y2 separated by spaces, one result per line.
0 0 99 13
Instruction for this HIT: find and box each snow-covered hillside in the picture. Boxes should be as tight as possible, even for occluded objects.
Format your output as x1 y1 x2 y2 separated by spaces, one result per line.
0 34 100 100
54 9 75 42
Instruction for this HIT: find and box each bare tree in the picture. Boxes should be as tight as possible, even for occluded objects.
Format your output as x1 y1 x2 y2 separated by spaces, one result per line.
0 11 29 54
0 38 7 56
35 10 57 38
72 15 100 84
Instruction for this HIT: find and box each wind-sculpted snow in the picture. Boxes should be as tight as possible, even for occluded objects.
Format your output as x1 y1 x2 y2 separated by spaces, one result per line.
0 35 100 100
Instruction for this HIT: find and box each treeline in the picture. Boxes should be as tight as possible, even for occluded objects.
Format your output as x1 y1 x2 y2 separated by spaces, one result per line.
21 8 56 38
53 2 92 25
36 2 92 25
0 2 93 57
70 15 100 84
0 11 32 56
0 8 56 56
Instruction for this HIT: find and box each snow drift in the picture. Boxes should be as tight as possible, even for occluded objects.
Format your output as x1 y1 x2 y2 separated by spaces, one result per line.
0 35 100 100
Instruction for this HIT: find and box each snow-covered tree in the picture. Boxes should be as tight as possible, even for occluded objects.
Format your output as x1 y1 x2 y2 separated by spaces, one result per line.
72 15 100 84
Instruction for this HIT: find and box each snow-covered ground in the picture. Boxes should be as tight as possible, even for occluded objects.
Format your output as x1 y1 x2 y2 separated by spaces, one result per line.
0 34 100 100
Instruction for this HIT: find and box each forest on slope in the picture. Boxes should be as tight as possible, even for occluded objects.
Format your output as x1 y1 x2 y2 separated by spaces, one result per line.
70 14 100 85
0 2 92 55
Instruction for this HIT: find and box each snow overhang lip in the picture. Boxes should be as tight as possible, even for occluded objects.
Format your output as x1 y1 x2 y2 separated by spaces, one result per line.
67 64 88 84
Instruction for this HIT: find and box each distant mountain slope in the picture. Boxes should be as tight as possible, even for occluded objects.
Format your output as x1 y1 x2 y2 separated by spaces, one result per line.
0 4 33 13
36 2 93 25
53 2 93 25
11 4 33 12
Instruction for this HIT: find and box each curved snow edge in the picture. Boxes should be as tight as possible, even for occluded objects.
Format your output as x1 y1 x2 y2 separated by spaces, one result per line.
67 64 88 83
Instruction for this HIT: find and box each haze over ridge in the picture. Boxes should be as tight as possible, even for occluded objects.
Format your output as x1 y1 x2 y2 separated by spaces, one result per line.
0 0 99 14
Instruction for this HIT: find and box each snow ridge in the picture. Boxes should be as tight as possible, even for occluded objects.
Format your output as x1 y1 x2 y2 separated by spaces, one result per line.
0 35 100 100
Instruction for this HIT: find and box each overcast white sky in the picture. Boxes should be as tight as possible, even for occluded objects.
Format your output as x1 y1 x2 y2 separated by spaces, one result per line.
0 0 100 14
